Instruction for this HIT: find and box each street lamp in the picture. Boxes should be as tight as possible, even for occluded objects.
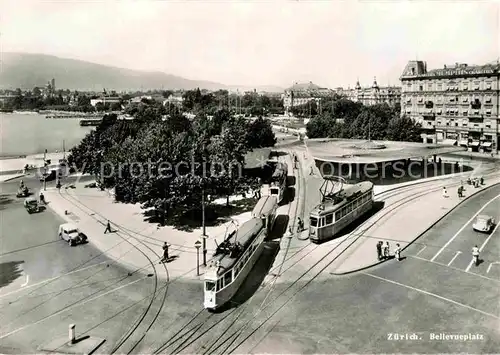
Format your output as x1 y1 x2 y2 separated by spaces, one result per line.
194 239 202 276
201 190 208 266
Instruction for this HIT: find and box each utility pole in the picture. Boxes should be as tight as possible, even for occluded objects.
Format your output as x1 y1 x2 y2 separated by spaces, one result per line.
201 142 207 266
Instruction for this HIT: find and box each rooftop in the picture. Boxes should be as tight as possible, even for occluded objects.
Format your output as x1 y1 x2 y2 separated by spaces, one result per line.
401 60 500 79
307 138 466 164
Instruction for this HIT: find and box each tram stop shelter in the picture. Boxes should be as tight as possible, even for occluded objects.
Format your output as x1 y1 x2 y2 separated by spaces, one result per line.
306 139 467 184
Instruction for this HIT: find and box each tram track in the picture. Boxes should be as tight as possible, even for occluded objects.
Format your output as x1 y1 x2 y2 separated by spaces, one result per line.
59 189 170 355
203 178 468 354
174 154 500 354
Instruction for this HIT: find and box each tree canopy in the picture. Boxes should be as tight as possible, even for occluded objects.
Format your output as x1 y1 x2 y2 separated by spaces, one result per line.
68 106 277 227
306 99 421 142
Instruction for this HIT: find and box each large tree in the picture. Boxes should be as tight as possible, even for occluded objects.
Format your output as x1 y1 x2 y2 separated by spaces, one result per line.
386 115 422 142
246 117 276 148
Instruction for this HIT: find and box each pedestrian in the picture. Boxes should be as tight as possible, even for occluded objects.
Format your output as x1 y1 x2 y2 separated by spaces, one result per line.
457 186 462 198
39 191 45 204
104 220 112 234
472 245 480 267
480 177 484 185
394 243 401 261
298 217 304 231
376 241 383 260
442 187 448 198
309 166 314 176
162 242 170 262
383 241 390 259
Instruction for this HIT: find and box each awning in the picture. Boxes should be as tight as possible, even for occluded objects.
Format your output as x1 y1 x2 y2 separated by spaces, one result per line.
481 142 493 148
459 140 468 146
470 141 480 147
441 139 457 145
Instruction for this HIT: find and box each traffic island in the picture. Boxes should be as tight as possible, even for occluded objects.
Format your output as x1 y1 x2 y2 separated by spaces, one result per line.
38 324 105 355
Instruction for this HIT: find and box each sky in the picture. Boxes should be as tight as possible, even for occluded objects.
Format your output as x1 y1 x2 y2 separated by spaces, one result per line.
1 0 499 89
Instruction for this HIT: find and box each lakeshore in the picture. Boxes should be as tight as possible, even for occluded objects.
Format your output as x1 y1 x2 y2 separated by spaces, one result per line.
0 112 93 157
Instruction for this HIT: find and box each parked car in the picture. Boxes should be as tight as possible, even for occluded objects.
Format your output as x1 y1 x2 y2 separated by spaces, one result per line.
58 223 87 246
24 197 39 214
16 186 30 198
472 215 495 233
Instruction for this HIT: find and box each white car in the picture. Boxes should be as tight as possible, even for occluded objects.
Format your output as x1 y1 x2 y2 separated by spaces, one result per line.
472 215 495 233
58 223 86 246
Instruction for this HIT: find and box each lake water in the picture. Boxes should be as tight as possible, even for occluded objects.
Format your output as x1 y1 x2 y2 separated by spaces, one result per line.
0 113 93 157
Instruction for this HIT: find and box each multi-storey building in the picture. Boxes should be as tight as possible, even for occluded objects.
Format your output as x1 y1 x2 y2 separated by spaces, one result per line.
282 82 334 115
343 78 401 107
400 61 500 153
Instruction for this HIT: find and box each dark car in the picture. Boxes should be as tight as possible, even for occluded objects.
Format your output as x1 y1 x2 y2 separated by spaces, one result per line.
39 170 57 182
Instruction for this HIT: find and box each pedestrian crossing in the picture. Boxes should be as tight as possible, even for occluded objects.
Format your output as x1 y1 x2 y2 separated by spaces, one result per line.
404 242 500 281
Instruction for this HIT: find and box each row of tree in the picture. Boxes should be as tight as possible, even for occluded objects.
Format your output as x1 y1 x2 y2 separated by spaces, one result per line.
306 99 422 142
68 107 277 226
181 89 284 116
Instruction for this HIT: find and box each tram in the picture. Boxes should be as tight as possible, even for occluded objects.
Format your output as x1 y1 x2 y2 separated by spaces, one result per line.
203 195 277 310
261 162 288 203
309 179 374 243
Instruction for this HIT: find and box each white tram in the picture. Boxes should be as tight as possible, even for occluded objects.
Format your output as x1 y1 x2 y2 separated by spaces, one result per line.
309 181 374 243
203 195 277 310
261 162 288 203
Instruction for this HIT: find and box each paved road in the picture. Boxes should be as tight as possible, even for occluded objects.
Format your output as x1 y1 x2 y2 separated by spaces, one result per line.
2 174 500 353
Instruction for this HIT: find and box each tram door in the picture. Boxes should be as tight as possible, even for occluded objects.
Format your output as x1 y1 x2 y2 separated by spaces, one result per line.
204 280 217 309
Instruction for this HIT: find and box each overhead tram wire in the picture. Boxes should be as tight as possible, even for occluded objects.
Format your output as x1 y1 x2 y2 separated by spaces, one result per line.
203 178 486 354
59 189 170 355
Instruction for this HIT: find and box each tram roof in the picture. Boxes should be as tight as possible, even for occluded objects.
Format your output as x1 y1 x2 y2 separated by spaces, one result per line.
212 217 264 275
252 195 277 219
310 181 373 215
307 139 466 164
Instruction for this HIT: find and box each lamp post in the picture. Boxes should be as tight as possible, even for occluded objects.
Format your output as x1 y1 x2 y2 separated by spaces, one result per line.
43 149 47 191
194 240 201 276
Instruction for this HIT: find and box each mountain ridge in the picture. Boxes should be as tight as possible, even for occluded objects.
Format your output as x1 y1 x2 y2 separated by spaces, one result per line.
0 52 284 92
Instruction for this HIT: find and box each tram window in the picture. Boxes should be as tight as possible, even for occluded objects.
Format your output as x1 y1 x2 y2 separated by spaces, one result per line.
224 272 232 285
206 281 216 291
217 278 223 290
325 214 333 225
310 217 318 227
335 211 340 220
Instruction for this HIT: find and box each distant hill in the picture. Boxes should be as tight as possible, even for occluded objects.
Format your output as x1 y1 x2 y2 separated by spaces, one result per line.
0 52 284 92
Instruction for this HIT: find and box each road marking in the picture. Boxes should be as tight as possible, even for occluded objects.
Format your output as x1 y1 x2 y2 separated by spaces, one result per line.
447 251 461 266
416 245 426 256
20 275 29 287
430 193 500 262
363 272 499 319
465 221 500 272
0 276 147 340
410 255 500 284
486 262 500 274
0 261 108 299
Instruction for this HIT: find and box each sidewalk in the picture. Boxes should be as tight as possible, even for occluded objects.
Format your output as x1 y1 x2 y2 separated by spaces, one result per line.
329 174 500 274
44 184 254 280
0 152 66 176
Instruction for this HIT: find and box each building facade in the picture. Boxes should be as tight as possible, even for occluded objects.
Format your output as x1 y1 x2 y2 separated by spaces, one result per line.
343 78 401 107
400 61 500 153
282 82 334 115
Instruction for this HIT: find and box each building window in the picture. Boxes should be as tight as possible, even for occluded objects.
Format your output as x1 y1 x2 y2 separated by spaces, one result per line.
463 111 468 116
486 82 492 90
485 97 492 103
437 84 443 91
419 85 423 91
